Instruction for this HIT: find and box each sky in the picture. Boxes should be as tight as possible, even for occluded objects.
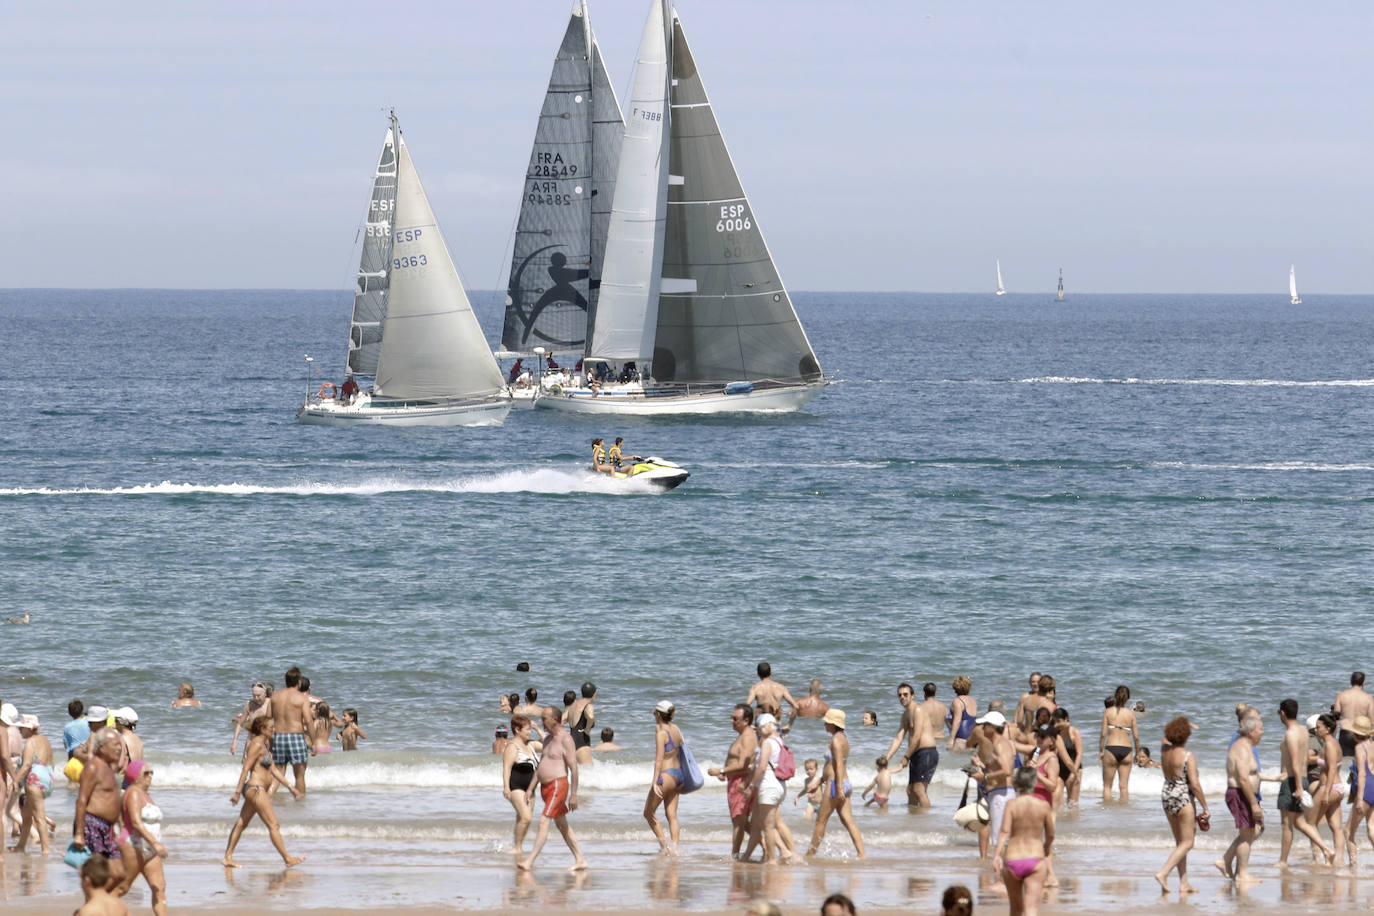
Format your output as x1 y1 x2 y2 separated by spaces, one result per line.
3 1 1370 293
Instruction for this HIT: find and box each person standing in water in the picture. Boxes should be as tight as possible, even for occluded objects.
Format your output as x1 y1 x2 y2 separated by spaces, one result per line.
644 700 684 853
223 718 304 868
566 683 596 766
947 676 978 751
519 706 586 871
1100 685 1139 801
1217 712 1263 884
707 703 757 857
807 709 865 859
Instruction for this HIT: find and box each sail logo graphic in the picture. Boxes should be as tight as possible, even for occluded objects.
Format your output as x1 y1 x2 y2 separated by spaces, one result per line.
506 245 590 349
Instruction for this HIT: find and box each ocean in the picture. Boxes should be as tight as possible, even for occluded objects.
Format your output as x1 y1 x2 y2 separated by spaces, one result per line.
2 288 1373 912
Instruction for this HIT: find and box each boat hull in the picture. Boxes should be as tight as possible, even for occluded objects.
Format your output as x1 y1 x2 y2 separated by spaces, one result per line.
536 382 822 416
604 458 689 491
296 395 512 427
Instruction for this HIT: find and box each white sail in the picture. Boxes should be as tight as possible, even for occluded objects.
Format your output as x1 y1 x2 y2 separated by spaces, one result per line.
587 0 671 362
995 260 1005 295
373 135 505 400
1289 264 1301 304
346 129 399 376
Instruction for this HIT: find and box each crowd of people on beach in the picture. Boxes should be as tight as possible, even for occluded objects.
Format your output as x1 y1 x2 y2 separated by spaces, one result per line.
5 661 1374 915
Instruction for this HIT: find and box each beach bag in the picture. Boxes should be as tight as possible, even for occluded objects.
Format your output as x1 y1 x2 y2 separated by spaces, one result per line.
771 738 796 781
64 840 92 870
679 741 705 793
953 777 989 831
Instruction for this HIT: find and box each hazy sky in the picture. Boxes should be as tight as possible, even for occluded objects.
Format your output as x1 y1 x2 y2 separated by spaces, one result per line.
4 2 1369 292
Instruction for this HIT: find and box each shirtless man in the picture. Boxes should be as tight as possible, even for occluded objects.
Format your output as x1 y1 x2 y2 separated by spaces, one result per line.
1335 672 1374 758
708 704 758 856
746 662 798 725
519 706 586 871
919 682 950 739
1013 672 1042 732
1217 713 1263 884
516 687 544 718
1276 699 1333 866
270 667 316 796
885 682 937 808
789 680 829 728
73 728 126 890
972 711 1016 863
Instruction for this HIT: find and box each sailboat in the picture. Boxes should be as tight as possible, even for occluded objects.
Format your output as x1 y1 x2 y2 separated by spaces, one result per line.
298 112 511 427
536 0 824 415
995 260 1006 296
1056 268 1064 302
498 1 624 407
1289 264 1302 305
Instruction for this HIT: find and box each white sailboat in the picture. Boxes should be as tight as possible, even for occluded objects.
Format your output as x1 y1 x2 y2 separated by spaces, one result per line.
298 112 511 427
995 260 1006 296
1289 264 1302 305
536 0 824 416
498 1 624 408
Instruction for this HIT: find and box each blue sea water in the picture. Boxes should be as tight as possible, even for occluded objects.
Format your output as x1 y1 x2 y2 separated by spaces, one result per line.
2 289 1373 908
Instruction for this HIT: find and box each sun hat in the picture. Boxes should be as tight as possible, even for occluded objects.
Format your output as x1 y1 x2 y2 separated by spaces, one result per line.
654 700 674 715
755 713 778 729
0 703 17 726
976 710 1008 728
823 708 846 729
1305 713 1320 732
113 706 139 725
86 705 110 722
1347 715 1374 737
18 714 40 730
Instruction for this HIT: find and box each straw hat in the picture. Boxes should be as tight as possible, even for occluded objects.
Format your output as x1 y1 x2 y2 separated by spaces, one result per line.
823 708 846 729
1347 715 1374 737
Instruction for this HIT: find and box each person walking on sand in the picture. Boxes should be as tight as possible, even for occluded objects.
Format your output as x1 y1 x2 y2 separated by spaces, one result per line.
746 662 799 727
807 709 865 859
992 766 1055 916
1276 699 1333 867
1154 716 1208 894
1217 712 1263 884
885 682 936 807
73 728 127 890
1334 672 1374 759
1100 685 1139 801
270 667 315 796
14 715 55 854
1306 712 1346 867
502 714 541 858
519 706 586 871
644 700 684 853
113 761 169 916
708 703 757 857
223 718 304 868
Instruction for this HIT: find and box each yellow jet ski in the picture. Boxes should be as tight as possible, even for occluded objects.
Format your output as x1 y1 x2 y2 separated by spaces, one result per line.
600 456 690 491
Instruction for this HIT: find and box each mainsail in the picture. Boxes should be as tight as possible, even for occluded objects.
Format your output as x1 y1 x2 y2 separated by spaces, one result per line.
502 1 625 357
346 124 399 377
996 260 1005 295
590 1 822 386
373 129 505 400
1289 264 1301 304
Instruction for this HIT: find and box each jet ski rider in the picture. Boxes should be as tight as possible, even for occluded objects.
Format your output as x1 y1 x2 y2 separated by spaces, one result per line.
591 437 614 474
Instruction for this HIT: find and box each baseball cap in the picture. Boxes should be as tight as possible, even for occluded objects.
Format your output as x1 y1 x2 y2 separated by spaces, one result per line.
976 710 1007 728
86 705 110 722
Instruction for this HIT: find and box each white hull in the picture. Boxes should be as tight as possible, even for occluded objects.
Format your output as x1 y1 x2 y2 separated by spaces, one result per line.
536 382 822 416
297 394 512 427
995 290 1007 296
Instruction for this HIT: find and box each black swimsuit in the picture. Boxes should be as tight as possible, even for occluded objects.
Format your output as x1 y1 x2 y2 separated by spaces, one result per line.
570 708 591 751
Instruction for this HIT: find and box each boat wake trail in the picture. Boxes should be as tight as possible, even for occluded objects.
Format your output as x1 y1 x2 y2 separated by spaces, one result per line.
1006 376 1374 387
0 469 660 498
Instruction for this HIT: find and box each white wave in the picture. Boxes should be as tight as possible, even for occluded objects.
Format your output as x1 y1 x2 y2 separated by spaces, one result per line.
1152 460 1374 472
1008 376 1374 387
0 468 661 498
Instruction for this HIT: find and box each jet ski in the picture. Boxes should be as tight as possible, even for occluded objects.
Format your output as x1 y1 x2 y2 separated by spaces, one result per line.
599 456 690 491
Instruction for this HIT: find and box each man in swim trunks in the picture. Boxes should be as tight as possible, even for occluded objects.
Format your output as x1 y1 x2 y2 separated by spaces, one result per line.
73 727 126 890
885 682 937 808
708 703 758 857
519 706 586 871
270 667 316 796
1217 712 1263 884
1334 672 1374 759
972 711 1015 865
1276 698 1333 867
746 662 798 727
919 682 950 739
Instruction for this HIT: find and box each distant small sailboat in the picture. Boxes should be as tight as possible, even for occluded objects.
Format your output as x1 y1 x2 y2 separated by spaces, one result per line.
995 260 1006 296
1057 268 1064 302
1289 264 1302 305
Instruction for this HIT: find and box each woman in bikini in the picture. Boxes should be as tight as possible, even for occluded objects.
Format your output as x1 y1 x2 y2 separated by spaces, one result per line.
114 760 169 916
1306 713 1346 866
1345 715 1374 866
1029 726 1061 886
1100 685 1139 801
993 766 1055 916
310 701 343 754
644 700 683 853
222 717 304 868
502 714 542 857
1154 716 1208 894
947 676 979 752
806 709 865 859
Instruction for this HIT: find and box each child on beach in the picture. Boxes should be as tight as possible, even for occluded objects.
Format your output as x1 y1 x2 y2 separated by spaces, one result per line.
1135 747 1160 769
76 855 130 916
795 758 823 821
338 708 367 751
863 756 893 809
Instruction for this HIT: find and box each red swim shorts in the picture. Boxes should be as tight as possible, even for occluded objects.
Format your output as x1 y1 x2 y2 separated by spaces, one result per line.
541 777 570 818
728 774 754 819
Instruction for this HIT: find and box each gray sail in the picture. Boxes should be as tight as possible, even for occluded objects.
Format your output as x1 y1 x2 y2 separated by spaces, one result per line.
503 2 624 357
652 13 821 385
347 124 399 377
